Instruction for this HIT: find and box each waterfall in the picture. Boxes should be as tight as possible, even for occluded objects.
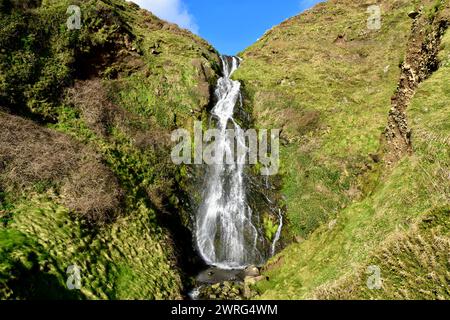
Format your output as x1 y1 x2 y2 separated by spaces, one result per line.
195 56 264 269
271 209 283 256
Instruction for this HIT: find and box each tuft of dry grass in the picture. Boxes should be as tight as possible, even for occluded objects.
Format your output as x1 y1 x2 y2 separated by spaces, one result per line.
60 160 124 225
0 111 123 224
67 80 118 138
67 79 171 150
0 112 81 187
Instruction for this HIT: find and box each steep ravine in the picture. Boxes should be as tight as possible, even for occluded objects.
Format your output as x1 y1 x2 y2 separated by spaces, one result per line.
182 56 284 300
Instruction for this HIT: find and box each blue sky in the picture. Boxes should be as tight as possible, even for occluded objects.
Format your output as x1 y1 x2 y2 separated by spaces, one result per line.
129 0 324 54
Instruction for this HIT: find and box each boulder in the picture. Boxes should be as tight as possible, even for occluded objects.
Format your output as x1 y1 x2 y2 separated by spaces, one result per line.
243 265 260 277
244 275 267 285
408 11 420 19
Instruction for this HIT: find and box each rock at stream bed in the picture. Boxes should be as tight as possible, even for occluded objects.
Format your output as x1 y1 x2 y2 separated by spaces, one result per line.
193 266 266 300
243 265 260 277
244 275 267 285
197 281 244 300
196 267 243 284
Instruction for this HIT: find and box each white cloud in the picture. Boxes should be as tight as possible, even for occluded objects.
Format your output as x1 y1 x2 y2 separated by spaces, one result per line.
129 0 199 34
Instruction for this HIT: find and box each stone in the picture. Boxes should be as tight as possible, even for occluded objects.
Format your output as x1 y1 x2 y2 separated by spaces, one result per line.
244 276 258 286
254 275 268 282
408 11 420 19
211 283 220 290
245 275 267 285
244 265 260 277
244 286 253 299
328 219 337 230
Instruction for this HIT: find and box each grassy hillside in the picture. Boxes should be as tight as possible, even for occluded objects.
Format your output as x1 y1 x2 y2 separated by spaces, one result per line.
234 0 450 299
1 0 448 301
0 0 220 299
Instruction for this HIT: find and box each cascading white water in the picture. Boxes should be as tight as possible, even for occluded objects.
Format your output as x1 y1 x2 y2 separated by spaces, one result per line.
271 209 283 256
196 56 263 269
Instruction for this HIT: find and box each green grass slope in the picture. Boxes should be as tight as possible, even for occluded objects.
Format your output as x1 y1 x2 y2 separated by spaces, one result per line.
0 0 220 299
235 0 415 237
234 0 450 299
